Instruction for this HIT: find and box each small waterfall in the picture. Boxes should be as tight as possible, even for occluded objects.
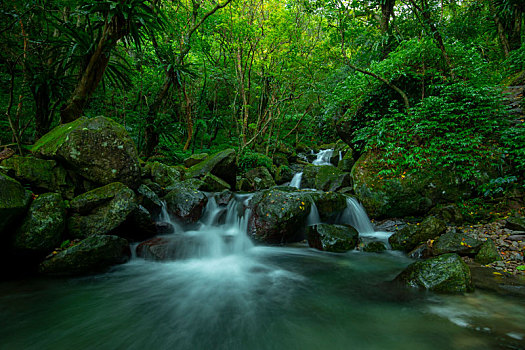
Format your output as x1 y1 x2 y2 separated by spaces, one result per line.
306 201 321 226
312 149 334 166
339 151 342 162
159 201 171 223
290 172 303 188
338 197 375 234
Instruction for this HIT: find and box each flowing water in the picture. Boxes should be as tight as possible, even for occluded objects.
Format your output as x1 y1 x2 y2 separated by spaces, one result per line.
290 149 335 189
1 196 525 350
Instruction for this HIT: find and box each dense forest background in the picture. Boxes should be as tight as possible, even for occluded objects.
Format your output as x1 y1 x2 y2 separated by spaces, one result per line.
0 0 523 196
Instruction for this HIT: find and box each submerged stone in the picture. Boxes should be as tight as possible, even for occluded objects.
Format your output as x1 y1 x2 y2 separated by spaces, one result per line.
39 235 130 276
307 224 359 253
363 241 387 253
394 253 474 293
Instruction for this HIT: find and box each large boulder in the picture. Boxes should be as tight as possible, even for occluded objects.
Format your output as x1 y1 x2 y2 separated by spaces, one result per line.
351 152 478 219
201 173 231 192
31 116 141 189
13 193 66 255
244 166 276 191
247 188 312 244
389 216 446 252
184 153 208 168
186 149 237 189
337 149 355 172
163 184 208 224
1 156 75 198
39 235 130 276
308 191 348 223
394 253 474 293
137 184 163 218
143 161 184 188
0 173 32 235
302 165 352 192
68 182 137 238
432 231 483 256
307 224 358 253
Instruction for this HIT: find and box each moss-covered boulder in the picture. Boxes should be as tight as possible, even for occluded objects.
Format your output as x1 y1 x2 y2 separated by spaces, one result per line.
351 152 476 219
307 224 359 253
137 184 163 218
394 253 474 293
337 149 355 172
432 231 483 256
13 193 66 255
201 173 231 192
308 191 348 223
184 153 208 168
475 239 501 265
245 166 276 191
506 216 525 232
274 165 294 184
32 116 141 189
301 165 352 192
39 235 130 276
0 173 32 235
143 161 184 188
389 216 447 252
1 156 75 198
363 241 387 253
163 185 208 224
68 182 137 238
186 149 237 189
247 188 312 244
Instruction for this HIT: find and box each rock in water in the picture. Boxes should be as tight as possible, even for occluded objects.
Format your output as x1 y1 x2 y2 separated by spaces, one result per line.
0 173 32 235
39 235 130 276
163 185 208 224
185 149 237 189
68 182 137 238
389 216 446 252
307 224 359 253
394 253 474 293
31 116 141 189
302 164 352 192
13 193 66 254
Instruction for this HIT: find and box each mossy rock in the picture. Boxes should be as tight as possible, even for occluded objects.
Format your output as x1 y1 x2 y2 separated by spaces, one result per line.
1 156 75 198
247 188 312 244
272 152 289 167
274 165 294 185
337 149 355 172
308 191 348 223
432 231 483 256
0 173 32 235
506 216 525 232
363 241 387 253
68 183 137 238
394 253 474 293
137 184 163 217
186 149 237 189
302 165 352 192
39 235 130 276
201 173 231 192
163 185 208 224
13 193 66 255
184 153 208 168
245 166 276 191
307 224 359 253
389 216 447 252
32 116 141 189
475 239 501 265
144 161 184 188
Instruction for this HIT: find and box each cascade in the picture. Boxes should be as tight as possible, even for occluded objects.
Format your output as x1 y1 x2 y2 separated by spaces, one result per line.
338 197 375 234
306 201 321 226
290 172 303 188
312 149 334 165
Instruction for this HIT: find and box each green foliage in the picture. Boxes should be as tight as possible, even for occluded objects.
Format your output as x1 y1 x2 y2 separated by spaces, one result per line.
480 176 519 197
238 151 273 173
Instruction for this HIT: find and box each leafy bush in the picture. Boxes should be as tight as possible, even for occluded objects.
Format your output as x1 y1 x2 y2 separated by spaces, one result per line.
238 151 272 173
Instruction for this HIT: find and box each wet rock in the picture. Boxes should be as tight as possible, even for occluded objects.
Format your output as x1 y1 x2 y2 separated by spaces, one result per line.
39 235 130 276
375 219 407 232
31 116 141 189
68 183 137 238
186 149 237 189
408 243 433 260
363 241 387 253
247 188 312 244
475 239 501 265
201 173 231 192
1 156 75 198
389 216 446 252
163 185 208 224
0 173 32 235
394 253 474 293
468 263 525 297
244 167 276 191
432 204 464 225
308 191 348 223
302 164 352 192
307 224 359 253
337 149 355 172
155 222 175 235
13 193 66 255
137 184 163 218
274 165 294 185
121 206 157 241
214 190 234 206
184 153 208 168
506 217 525 232
143 161 184 188
432 231 483 256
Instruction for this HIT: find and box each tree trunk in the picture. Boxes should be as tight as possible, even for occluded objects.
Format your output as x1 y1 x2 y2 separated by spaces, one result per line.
380 0 395 33
490 0 510 57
